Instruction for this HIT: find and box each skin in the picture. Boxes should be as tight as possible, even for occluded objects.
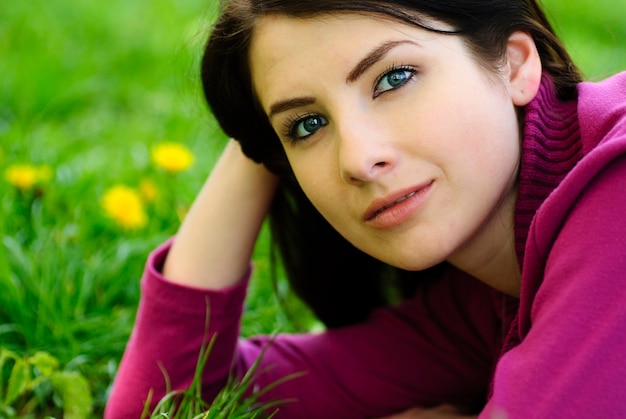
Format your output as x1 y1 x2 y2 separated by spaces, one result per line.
163 139 279 289
162 11 542 418
250 13 542 297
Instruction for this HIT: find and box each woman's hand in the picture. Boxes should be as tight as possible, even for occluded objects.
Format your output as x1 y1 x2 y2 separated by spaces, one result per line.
379 405 478 419
163 138 279 289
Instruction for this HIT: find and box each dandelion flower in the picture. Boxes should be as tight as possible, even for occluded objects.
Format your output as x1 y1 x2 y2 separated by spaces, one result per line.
5 164 52 190
101 185 147 229
4 164 53 190
139 178 159 203
6 165 37 190
151 142 194 173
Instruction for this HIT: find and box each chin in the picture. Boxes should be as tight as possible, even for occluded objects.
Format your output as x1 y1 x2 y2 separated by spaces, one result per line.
383 254 444 272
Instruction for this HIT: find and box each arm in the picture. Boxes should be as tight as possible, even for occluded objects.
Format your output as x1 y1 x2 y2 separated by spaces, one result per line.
105 140 279 417
232 269 501 418
483 156 626 418
163 138 279 289
106 252 502 419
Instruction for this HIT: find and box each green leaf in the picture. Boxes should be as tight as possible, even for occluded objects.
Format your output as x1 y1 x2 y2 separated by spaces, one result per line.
2 236 33 278
49 371 92 419
28 351 59 378
0 349 20 399
0 404 17 417
4 358 30 407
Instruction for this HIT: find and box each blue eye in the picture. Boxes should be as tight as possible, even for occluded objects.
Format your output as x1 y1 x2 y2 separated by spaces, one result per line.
289 114 328 140
374 67 415 97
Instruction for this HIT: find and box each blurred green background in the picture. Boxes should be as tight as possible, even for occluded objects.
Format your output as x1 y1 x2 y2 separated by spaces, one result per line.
0 0 624 417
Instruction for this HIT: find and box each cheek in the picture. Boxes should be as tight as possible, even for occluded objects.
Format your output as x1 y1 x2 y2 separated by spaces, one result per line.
422 92 520 189
289 156 335 211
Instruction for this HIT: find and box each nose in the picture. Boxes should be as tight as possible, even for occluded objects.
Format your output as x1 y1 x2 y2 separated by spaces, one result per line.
337 116 397 185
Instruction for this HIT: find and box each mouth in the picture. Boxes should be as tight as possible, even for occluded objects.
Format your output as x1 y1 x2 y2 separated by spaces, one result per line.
369 192 417 219
364 181 433 223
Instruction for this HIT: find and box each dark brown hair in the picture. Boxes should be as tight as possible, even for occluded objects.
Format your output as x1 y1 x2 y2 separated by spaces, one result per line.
200 0 582 327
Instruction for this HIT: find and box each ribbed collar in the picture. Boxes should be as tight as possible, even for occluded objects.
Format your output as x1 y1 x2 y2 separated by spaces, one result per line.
497 74 581 355
514 74 581 269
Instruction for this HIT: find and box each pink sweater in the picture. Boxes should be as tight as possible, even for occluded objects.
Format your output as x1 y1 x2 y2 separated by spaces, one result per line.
105 72 626 418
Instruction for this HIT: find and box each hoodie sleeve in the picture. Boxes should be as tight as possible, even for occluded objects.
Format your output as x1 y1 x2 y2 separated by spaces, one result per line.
106 241 503 419
483 153 626 418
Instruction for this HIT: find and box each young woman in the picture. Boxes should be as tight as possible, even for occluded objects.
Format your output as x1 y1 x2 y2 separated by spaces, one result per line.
105 0 626 417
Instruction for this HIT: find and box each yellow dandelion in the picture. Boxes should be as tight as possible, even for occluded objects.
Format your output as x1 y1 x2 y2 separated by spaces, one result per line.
101 185 147 229
139 178 159 203
5 164 54 191
5 164 39 190
151 142 194 173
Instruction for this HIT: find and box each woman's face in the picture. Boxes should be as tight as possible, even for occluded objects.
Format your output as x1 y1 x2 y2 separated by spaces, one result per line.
250 13 522 272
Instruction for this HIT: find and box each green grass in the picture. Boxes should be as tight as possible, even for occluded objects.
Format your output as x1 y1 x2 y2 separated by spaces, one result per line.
541 0 626 80
1 0 624 417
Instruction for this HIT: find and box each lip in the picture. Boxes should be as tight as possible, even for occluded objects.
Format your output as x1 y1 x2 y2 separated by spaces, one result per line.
364 181 433 228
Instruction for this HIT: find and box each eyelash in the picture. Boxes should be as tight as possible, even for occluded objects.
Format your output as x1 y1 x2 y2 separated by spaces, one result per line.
373 63 418 97
282 112 323 144
281 64 418 144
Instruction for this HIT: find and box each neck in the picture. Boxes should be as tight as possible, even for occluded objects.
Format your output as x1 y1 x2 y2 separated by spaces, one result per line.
468 234 521 297
449 187 521 297
451 74 581 296
462 73 581 296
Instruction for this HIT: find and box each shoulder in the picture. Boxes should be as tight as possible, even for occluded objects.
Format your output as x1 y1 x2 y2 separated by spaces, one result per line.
577 71 626 153
522 72 626 291
519 130 626 339
527 139 626 263
512 72 626 355
533 72 626 233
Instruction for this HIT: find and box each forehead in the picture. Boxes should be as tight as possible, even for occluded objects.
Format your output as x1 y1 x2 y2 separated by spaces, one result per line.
249 13 444 109
250 14 408 68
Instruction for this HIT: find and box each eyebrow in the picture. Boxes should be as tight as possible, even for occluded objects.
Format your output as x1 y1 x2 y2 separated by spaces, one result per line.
268 97 316 120
267 39 418 120
346 39 418 83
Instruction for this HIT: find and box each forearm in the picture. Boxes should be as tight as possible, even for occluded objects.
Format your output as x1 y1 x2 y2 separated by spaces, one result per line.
104 243 252 418
163 139 279 289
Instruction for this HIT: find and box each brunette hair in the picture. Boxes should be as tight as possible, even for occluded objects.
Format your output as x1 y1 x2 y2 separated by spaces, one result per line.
200 0 582 327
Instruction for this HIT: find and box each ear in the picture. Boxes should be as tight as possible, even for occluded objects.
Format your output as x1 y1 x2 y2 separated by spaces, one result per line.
505 31 542 106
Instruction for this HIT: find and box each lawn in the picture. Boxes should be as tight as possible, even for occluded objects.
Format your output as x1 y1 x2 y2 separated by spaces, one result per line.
1 0 624 417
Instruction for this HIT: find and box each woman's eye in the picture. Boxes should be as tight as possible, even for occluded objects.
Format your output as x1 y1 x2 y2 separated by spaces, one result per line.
289 114 328 140
374 67 415 97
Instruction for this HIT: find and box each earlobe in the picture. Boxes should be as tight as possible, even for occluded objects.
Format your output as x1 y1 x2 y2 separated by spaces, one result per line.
506 31 542 106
